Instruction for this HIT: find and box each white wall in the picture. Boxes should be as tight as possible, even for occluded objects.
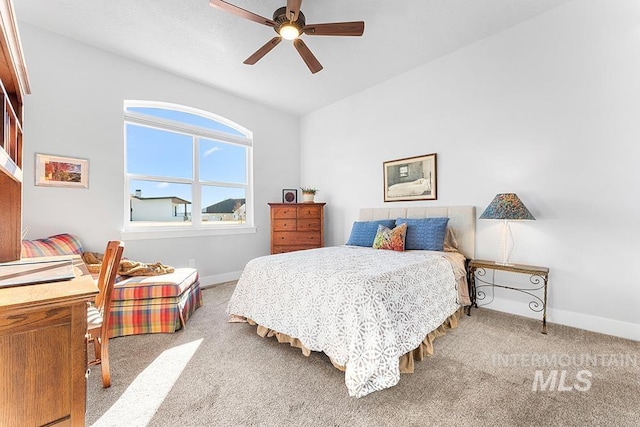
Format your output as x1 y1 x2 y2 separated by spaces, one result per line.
19 23 300 285
301 0 640 340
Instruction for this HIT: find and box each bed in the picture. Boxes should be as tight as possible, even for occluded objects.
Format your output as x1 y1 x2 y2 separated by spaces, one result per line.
227 206 475 397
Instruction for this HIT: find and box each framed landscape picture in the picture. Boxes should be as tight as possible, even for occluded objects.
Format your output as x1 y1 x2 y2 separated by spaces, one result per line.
383 153 437 202
35 153 89 188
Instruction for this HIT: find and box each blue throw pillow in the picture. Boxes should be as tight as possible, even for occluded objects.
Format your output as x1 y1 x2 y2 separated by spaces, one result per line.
346 220 396 247
395 217 450 251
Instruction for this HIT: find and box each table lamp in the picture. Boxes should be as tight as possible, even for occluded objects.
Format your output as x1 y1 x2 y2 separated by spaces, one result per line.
479 193 535 266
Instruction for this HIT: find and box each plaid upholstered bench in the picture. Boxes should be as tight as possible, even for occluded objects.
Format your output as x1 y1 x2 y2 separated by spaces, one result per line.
21 233 203 338
109 268 202 337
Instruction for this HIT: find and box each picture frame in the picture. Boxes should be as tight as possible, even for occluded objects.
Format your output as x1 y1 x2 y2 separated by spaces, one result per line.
383 153 437 202
282 188 298 204
35 153 89 189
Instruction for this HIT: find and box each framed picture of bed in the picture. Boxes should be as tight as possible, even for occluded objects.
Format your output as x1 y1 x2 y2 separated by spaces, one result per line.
383 153 437 202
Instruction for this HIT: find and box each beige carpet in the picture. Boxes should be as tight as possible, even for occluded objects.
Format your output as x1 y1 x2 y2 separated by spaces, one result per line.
86 282 639 426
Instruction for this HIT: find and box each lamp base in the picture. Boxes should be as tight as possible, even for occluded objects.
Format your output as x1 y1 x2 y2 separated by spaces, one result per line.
498 219 515 266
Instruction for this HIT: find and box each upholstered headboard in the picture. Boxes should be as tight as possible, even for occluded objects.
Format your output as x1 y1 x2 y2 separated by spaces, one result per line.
359 206 476 259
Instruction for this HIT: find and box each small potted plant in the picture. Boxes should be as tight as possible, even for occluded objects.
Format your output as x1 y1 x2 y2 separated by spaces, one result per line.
300 187 318 203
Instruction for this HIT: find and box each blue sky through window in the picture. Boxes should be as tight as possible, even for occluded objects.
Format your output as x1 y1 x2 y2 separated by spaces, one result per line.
126 106 250 218
200 138 246 184
128 107 245 137
127 124 193 179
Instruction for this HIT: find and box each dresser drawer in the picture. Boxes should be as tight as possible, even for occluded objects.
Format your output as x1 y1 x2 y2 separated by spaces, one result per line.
272 245 319 254
273 231 320 246
273 219 297 231
272 246 294 254
297 206 321 219
297 218 321 231
272 206 297 219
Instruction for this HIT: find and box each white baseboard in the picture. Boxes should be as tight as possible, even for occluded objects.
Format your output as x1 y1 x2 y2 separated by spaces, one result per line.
476 297 639 342
199 271 242 289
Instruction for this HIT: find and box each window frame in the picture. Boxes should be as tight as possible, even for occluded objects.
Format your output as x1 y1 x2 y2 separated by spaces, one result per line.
122 101 255 240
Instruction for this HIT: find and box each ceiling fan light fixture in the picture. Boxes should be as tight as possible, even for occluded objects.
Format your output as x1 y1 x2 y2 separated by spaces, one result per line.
210 1 363 73
279 24 300 40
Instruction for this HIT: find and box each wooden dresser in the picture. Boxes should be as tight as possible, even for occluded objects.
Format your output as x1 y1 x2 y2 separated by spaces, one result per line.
269 203 325 254
0 256 98 426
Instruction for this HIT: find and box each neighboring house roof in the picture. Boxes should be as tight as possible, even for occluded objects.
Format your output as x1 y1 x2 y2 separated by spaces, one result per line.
203 198 245 214
131 195 191 205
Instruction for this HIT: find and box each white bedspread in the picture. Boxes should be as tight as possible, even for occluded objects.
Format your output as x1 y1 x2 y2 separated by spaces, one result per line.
227 245 461 398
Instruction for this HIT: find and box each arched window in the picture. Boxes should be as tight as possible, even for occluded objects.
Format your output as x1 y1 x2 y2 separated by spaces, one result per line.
124 101 253 237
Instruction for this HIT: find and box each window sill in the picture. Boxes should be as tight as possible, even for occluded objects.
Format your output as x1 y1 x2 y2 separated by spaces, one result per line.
121 226 257 241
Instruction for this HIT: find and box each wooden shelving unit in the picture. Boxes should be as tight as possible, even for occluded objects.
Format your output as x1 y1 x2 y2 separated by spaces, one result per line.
0 0 30 262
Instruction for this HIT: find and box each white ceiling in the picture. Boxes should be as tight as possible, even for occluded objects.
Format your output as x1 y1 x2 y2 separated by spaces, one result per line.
14 0 572 116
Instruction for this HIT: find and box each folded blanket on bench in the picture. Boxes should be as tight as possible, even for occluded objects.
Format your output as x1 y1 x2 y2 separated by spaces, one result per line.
82 252 175 276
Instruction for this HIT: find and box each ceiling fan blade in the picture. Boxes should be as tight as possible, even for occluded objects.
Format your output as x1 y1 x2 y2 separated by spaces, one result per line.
243 37 282 65
293 39 323 74
209 0 275 27
286 0 303 22
303 21 365 36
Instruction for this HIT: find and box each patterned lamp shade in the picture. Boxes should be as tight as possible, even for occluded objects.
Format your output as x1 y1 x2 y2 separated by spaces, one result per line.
480 193 535 220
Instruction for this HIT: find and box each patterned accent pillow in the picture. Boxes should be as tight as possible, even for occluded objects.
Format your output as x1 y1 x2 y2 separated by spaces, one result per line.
372 223 407 251
346 220 396 247
395 217 449 251
21 233 84 258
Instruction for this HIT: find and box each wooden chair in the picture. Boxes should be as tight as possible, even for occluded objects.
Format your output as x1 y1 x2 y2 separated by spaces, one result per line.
87 240 124 388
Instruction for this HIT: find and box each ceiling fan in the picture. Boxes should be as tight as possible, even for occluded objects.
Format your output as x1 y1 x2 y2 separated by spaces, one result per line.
209 0 365 74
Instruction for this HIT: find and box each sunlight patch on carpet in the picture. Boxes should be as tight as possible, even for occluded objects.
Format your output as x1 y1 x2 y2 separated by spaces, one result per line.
91 338 203 427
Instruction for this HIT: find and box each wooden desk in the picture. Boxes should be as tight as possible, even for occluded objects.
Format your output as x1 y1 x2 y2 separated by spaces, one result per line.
0 255 98 426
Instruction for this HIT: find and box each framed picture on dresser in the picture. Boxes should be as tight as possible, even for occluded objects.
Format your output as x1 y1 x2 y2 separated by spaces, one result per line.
282 189 298 204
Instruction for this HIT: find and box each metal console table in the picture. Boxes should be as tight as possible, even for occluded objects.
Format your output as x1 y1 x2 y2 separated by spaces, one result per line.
468 259 550 334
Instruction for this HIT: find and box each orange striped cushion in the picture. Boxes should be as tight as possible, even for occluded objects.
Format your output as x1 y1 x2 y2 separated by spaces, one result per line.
21 233 84 258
